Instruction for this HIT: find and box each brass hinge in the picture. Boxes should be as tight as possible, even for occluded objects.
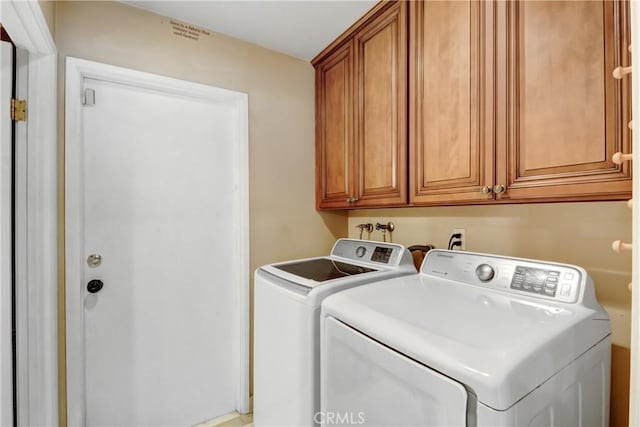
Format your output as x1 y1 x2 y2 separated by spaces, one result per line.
11 99 27 122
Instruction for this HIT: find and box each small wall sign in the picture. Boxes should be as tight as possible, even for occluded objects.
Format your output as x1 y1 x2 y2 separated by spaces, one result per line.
165 19 211 42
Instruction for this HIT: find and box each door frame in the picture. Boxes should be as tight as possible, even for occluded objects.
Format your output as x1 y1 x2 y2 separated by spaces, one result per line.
0 1 57 426
64 57 250 425
0 34 14 427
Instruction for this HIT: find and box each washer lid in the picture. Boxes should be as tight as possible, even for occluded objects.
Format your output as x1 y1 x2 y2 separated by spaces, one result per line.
271 258 377 283
261 256 386 289
259 239 416 289
321 274 611 411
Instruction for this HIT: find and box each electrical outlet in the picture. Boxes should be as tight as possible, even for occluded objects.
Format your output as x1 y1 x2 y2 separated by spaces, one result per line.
452 228 466 251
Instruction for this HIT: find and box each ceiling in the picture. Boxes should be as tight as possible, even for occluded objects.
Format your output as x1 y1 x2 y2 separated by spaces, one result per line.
122 1 377 61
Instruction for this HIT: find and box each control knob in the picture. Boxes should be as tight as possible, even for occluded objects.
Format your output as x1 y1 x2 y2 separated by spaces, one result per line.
355 246 367 258
475 264 495 282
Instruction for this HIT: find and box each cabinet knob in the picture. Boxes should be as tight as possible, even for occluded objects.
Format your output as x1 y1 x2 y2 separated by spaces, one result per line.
345 197 358 204
480 186 492 194
613 66 632 79
612 240 632 253
493 184 506 194
612 152 632 164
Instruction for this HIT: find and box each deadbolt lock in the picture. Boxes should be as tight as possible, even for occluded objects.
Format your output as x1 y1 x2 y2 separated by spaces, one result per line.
87 279 104 294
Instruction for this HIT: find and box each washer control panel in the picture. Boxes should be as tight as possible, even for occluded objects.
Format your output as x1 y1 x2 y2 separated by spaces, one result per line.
331 239 406 266
371 247 393 263
422 250 583 303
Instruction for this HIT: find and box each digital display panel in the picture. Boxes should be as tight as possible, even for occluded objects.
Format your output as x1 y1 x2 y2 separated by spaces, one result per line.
510 266 560 297
371 247 393 264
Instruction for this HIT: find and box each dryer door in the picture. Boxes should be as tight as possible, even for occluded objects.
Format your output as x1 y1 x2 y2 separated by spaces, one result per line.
321 317 468 426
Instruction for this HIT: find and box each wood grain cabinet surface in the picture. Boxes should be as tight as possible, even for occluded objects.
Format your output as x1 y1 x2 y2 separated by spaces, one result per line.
314 1 407 209
314 0 631 210
315 41 355 209
494 0 632 202
409 0 495 205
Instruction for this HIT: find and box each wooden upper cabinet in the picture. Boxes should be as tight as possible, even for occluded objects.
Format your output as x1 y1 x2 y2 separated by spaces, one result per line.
495 0 632 201
409 0 494 205
314 1 407 209
315 42 355 209
315 0 631 210
354 1 408 207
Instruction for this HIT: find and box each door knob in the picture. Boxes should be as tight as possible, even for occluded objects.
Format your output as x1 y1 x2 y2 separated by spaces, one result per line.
87 279 104 294
480 186 492 194
493 184 506 194
87 253 103 268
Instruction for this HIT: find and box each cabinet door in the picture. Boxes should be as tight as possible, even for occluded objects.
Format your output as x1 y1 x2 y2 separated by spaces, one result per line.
315 42 355 209
353 1 408 208
410 1 494 205
495 0 632 202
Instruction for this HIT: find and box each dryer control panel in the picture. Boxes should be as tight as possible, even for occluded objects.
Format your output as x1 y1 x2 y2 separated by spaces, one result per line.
422 250 584 304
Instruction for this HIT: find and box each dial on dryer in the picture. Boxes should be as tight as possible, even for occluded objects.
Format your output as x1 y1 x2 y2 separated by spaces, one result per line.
475 264 495 282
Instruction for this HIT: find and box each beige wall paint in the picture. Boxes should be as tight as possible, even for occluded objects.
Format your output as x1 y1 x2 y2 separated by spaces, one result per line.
349 201 632 426
54 1 346 424
38 0 55 36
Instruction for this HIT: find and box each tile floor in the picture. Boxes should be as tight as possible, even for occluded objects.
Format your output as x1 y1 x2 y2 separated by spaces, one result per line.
195 411 253 427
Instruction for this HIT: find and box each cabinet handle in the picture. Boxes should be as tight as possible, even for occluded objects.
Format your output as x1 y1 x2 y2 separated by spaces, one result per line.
611 240 632 253
345 197 358 204
480 186 492 194
612 152 632 164
493 184 506 194
613 66 632 79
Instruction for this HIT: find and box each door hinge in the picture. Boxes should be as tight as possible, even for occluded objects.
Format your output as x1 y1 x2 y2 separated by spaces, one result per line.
82 88 95 106
10 98 27 122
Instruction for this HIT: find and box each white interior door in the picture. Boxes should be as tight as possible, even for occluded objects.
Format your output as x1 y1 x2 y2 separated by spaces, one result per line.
78 76 241 426
0 38 14 427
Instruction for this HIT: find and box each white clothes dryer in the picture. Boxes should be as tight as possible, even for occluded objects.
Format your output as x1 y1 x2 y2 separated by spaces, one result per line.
321 249 611 426
254 239 416 427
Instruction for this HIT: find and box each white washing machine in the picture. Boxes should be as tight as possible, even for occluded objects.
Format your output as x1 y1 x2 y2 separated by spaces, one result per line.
321 249 611 426
254 239 416 427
